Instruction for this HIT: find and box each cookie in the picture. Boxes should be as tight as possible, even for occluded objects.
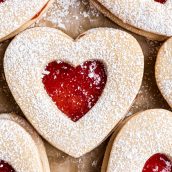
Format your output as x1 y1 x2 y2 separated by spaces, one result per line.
103 109 172 172
0 0 53 42
4 27 144 157
0 113 50 172
91 0 172 40
155 37 172 107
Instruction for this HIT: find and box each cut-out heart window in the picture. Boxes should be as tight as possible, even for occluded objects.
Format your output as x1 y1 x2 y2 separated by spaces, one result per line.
42 60 107 122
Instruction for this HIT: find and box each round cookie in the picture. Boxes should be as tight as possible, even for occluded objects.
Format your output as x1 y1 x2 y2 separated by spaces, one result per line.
0 0 53 42
0 113 50 172
102 109 172 172
4 27 144 157
91 0 172 40
155 37 172 107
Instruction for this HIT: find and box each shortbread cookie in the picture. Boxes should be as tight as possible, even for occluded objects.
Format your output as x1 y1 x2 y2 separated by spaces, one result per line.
4 27 144 157
0 113 50 172
103 109 172 172
91 0 172 40
155 37 172 107
0 0 53 42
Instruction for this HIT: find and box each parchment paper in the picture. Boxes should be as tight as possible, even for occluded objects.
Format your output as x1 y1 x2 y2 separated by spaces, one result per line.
0 0 171 171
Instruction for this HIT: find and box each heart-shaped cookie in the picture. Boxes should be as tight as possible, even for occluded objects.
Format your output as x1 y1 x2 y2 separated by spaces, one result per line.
0 0 53 42
91 0 172 40
4 27 144 157
0 113 50 172
42 60 107 122
102 109 172 172
155 37 172 108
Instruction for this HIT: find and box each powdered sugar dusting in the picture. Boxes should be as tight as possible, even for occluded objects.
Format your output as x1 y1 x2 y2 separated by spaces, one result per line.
40 0 100 30
107 109 172 172
96 0 172 36
155 37 172 107
0 114 44 172
36 0 102 37
0 0 49 40
4 27 143 157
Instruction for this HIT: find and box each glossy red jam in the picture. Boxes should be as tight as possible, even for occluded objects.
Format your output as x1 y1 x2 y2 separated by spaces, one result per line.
0 160 15 172
154 0 167 4
42 60 107 122
142 153 172 172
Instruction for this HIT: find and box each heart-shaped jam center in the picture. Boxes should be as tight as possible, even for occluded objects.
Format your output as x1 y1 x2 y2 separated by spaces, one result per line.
42 60 107 122
154 0 167 4
142 153 172 172
0 160 15 172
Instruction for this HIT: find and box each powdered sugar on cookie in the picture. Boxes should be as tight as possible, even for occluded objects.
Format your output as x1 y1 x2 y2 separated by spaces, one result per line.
4 27 144 157
106 109 172 172
156 37 172 107
95 0 172 36
0 0 50 40
0 114 48 172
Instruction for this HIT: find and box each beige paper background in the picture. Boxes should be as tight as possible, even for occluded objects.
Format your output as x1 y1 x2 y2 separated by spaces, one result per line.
0 0 171 171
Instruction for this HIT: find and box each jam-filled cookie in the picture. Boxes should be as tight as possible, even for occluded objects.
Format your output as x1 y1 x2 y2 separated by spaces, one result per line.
103 109 172 172
91 0 172 40
0 113 50 172
4 27 144 157
0 0 53 42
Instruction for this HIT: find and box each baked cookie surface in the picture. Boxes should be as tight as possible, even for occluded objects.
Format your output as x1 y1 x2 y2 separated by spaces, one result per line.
4 27 144 157
0 113 50 172
0 0 53 42
156 37 172 107
103 109 172 172
91 0 172 40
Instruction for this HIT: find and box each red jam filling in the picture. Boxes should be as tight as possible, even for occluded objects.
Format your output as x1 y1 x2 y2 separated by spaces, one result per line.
0 160 15 172
42 60 107 122
142 153 172 172
154 0 167 4
0 0 5 3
